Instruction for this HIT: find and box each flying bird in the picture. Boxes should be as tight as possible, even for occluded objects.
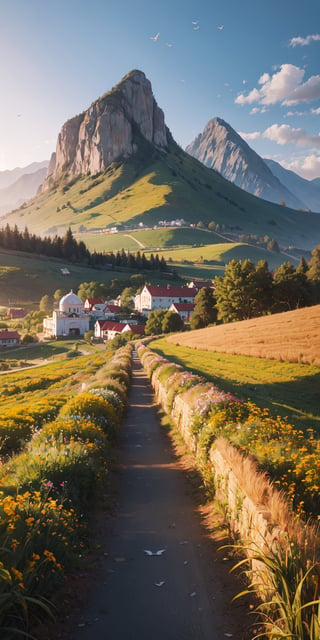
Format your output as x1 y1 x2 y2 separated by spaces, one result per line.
217 25 224 30
165 42 173 47
193 25 200 30
144 549 166 556
192 20 199 25
150 32 160 41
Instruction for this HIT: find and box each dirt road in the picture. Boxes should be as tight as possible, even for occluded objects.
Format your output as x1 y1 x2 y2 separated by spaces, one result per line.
64 351 249 640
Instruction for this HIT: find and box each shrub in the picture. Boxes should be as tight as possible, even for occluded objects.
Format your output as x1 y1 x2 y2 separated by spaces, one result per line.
59 392 119 437
88 388 124 418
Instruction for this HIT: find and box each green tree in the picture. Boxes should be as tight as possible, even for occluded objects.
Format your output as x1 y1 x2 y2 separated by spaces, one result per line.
307 245 320 281
39 294 52 314
162 310 184 333
120 287 135 311
252 260 274 316
267 238 280 253
77 281 109 301
272 262 311 312
145 309 166 336
190 287 217 329
53 289 65 305
214 259 258 323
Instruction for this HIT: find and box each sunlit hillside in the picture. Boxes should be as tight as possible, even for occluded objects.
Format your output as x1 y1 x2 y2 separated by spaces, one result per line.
4 141 320 251
167 304 320 366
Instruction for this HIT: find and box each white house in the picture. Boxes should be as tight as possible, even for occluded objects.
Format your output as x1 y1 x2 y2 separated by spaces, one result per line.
134 284 197 315
0 330 20 348
83 297 105 312
94 320 145 341
169 302 195 321
43 291 90 338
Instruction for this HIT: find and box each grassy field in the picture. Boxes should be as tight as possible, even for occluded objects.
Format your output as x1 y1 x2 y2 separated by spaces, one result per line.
75 226 224 253
0 247 181 309
144 241 288 271
167 304 320 366
150 335 320 432
0 339 105 370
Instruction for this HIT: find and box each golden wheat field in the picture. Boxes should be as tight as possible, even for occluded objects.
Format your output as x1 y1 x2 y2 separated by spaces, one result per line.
167 304 320 365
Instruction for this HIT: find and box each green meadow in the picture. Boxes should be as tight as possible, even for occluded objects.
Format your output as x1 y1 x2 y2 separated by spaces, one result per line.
150 337 320 432
144 241 289 270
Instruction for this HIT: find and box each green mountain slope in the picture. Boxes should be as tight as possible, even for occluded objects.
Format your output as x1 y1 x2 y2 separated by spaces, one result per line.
4 135 320 251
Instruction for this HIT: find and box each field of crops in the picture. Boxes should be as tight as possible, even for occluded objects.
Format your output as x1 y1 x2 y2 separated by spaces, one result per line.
167 304 320 366
0 341 133 636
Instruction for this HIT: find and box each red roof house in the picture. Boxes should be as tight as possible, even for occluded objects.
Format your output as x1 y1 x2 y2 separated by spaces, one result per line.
135 284 197 314
9 308 27 319
0 330 20 347
169 302 195 320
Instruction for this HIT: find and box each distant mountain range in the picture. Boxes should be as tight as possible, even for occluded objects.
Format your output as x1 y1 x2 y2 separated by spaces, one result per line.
185 118 320 213
0 161 48 217
3 70 320 250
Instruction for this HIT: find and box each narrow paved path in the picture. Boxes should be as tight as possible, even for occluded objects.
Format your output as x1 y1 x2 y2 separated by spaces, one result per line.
74 353 246 639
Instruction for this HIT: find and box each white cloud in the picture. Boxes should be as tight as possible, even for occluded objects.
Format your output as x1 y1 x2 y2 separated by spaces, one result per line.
235 64 320 107
249 106 268 115
281 154 320 180
237 123 320 149
262 124 320 148
289 34 320 47
238 130 262 141
259 72 270 85
284 110 306 117
311 107 320 115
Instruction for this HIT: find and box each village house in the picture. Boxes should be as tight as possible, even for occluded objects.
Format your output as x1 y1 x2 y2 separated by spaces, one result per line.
83 297 105 312
187 280 213 290
169 302 195 321
8 308 27 320
43 291 90 338
104 303 120 319
94 320 145 341
134 284 197 316
0 330 20 348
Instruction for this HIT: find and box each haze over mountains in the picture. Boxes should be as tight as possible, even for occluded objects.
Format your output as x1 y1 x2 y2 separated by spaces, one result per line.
0 161 48 217
186 118 320 213
3 69 320 250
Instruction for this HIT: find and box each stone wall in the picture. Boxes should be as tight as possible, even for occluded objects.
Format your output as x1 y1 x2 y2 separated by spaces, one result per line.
151 370 291 554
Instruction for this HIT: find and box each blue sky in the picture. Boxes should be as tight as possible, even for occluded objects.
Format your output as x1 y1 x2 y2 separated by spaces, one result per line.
1 0 320 179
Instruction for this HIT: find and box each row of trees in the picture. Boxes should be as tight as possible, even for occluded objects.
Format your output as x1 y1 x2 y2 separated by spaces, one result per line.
0 224 167 271
191 249 320 327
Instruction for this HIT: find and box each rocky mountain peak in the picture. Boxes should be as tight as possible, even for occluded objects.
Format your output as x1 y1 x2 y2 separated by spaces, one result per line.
186 118 305 210
42 69 168 190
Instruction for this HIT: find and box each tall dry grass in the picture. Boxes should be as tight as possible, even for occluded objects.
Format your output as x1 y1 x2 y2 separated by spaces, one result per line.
168 305 320 365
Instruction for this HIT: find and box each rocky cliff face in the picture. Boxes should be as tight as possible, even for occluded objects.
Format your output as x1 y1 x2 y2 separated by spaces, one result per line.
186 117 305 210
42 70 168 190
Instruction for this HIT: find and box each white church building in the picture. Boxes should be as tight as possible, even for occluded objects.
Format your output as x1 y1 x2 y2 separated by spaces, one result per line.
43 290 90 338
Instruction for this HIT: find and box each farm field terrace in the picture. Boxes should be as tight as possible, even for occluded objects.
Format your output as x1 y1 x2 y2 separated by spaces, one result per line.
144 241 292 271
75 226 228 252
150 337 320 432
